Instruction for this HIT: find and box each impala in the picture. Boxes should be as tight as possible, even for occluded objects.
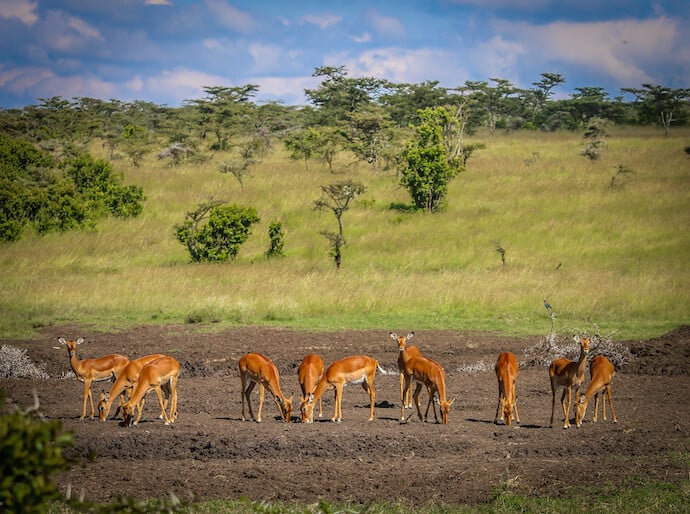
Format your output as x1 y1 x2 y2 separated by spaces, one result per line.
494 352 520 426
390 332 421 409
98 354 168 422
549 335 590 429
58 337 129 420
575 355 618 427
298 354 325 423
238 353 293 423
401 354 454 424
121 355 180 427
302 355 383 423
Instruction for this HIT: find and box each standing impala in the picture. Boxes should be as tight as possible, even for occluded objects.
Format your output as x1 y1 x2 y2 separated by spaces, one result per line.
121 355 180 427
494 352 520 426
59 337 129 420
302 355 383 423
549 335 590 429
239 353 293 423
575 355 618 427
298 354 325 423
390 332 421 409
98 353 168 422
402 354 454 424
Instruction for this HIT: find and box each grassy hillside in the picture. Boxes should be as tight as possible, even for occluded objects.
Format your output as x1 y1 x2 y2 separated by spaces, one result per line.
1 126 688 339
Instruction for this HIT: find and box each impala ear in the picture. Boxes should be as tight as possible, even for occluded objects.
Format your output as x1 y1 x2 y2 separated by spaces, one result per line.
407 332 414 340
389 332 397 340
449 398 456 406
76 337 84 345
58 337 66 345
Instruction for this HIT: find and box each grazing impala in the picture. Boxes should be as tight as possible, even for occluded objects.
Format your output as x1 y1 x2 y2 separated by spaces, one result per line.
239 353 293 423
549 335 590 429
302 355 383 423
402 355 454 424
58 337 129 420
390 332 421 409
575 355 617 427
494 352 520 426
98 354 168 422
298 354 325 423
121 356 180 427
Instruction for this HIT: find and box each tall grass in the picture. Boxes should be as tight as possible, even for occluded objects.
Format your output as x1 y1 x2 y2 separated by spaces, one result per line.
1 127 688 338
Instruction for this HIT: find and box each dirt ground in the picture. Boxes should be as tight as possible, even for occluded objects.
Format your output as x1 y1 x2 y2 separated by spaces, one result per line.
1 324 689 507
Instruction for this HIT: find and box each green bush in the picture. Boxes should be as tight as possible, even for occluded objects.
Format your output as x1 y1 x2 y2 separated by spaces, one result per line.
0 135 144 242
0 392 73 513
175 202 260 262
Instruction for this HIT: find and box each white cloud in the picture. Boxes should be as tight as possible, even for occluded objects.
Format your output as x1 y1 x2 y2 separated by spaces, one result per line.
144 0 171 5
327 47 469 88
205 0 254 33
351 32 372 44
302 14 341 29
495 17 680 86
249 43 282 72
39 11 104 52
0 0 38 25
142 67 231 103
250 75 318 105
367 10 406 38
0 65 116 100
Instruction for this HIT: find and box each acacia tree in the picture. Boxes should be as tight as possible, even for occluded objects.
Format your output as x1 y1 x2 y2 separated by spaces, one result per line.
621 84 690 135
314 180 366 269
399 107 464 212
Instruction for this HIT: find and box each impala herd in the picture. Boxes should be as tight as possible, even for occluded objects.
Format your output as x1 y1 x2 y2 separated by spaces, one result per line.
58 331 618 429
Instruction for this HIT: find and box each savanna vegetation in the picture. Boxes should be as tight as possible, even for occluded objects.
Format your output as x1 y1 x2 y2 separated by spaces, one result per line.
0 67 688 340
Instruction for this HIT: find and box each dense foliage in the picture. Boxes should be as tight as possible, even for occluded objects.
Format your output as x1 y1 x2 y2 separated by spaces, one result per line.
0 392 73 513
175 201 261 262
0 134 144 242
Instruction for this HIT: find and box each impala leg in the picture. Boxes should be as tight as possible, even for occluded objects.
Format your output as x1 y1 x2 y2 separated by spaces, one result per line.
153 385 172 424
401 376 411 421
134 397 146 425
240 374 248 421
606 385 617 423
257 383 265 423
80 381 92 420
495 381 503 424
512 384 520 424
550 380 557 427
331 384 343 422
365 381 376 421
244 381 256 421
561 387 571 429
412 382 424 421
425 387 439 423
170 376 178 422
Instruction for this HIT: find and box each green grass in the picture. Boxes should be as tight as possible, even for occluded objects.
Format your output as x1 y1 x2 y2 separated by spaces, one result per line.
1 126 689 339
47 479 690 513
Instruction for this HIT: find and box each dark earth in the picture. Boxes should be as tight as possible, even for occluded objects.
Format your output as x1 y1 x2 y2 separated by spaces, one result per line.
1 324 689 507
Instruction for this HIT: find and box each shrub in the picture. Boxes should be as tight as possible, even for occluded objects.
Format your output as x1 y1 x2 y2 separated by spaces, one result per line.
266 220 285 258
0 392 73 513
175 201 260 262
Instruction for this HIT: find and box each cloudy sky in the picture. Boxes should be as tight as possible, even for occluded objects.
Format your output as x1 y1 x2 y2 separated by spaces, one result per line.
0 0 688 108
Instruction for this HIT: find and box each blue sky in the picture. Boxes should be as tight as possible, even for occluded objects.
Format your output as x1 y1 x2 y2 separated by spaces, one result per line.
0 0 688 108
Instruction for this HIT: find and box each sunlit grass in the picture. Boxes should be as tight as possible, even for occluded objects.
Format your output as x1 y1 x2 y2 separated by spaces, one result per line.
1 127 688 338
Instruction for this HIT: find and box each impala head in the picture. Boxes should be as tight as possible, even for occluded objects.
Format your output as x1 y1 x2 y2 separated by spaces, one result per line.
573 335 591 354
390 331 414 352
58 336 85 356
277 394 293 423
437 397 455 425
300 394 314 423
122 402 137 427
97 391 109 421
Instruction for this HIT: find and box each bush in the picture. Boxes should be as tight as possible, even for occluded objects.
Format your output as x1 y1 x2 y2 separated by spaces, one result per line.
0 392 73 513
175 201 260 262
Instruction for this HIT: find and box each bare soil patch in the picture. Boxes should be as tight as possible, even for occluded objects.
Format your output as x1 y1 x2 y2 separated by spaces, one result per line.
1 325 689 507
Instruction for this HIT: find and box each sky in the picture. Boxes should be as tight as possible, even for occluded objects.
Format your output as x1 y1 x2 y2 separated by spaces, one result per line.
0 0 688 109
